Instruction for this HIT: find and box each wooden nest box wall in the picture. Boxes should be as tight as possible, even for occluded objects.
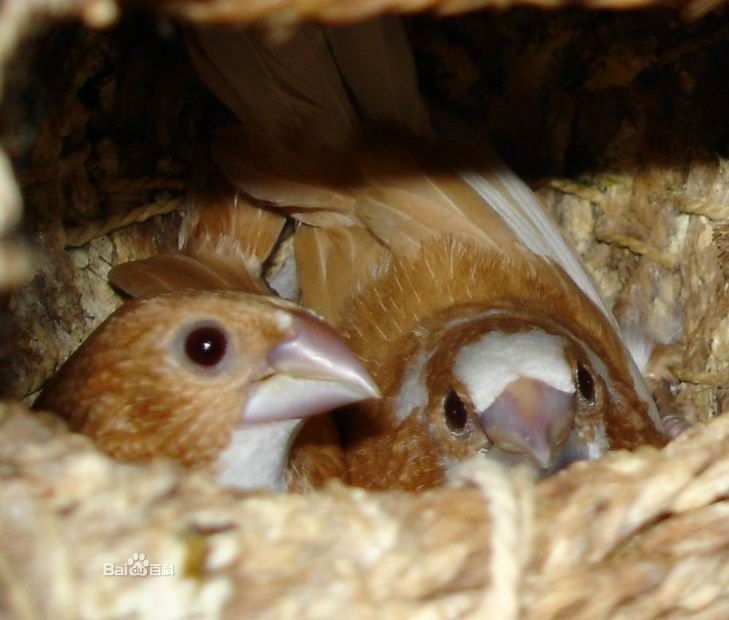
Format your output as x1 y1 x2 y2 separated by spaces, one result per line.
1 1 729 617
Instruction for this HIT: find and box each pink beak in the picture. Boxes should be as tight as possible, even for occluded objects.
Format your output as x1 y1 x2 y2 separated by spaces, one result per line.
479 377 575 469
242 311 380 424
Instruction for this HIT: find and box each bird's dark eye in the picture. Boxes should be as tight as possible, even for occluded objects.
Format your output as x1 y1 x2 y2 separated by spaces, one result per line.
444 390 468 433
576 364 595 402
185 326 228 368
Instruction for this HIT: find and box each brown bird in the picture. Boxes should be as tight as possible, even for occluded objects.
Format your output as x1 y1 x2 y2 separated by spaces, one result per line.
34 170 379 491
183 19 672 490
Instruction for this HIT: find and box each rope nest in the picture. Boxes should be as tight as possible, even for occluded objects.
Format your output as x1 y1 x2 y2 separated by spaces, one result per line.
130 0 725 25
2 401 729 618
1 2 729 618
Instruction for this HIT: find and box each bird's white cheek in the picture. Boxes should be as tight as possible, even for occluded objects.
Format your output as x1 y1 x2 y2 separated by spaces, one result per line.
215 419 302 491
574 418 608 460
587 423 608 459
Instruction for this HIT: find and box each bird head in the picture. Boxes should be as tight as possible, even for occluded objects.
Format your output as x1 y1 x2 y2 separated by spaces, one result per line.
34 289 379 468
339 238 666 487
392 306 648 475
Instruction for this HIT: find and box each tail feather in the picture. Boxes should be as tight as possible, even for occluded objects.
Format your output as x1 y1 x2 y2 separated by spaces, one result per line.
325 18 430 135
184 19 619 327
211 124 360 227
188 24 356 151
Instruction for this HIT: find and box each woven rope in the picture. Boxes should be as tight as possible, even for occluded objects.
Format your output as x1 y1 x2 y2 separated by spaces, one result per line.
454 459 535 619
670 367 729 386
4 406 729 616
677 198 729 221
143 0 719 25
63 197 183 248
595 230 678 269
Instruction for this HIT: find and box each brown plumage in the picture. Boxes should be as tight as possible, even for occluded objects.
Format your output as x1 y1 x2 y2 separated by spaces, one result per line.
34 167 379 492
35 291 309 466
185 19 672 490
334 237 666 489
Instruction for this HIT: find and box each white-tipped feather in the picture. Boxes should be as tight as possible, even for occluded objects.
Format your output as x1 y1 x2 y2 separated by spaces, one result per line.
463 166 615 323
620 326 656 376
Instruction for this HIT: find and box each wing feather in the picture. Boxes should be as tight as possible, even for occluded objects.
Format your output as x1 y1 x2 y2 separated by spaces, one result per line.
462 163 614 323
109 253 267 297
186 18 615 322
188 24 356 150
211 125 359 225
325 18 617 324
325 18 430 135
296 225 386 325
111 163 281 298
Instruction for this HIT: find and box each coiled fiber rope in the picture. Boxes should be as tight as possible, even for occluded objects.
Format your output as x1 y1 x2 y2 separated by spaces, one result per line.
2 403 729 618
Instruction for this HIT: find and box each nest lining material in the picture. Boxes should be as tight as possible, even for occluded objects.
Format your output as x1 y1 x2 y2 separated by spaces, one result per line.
4 402 729 618
1 1 729 618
